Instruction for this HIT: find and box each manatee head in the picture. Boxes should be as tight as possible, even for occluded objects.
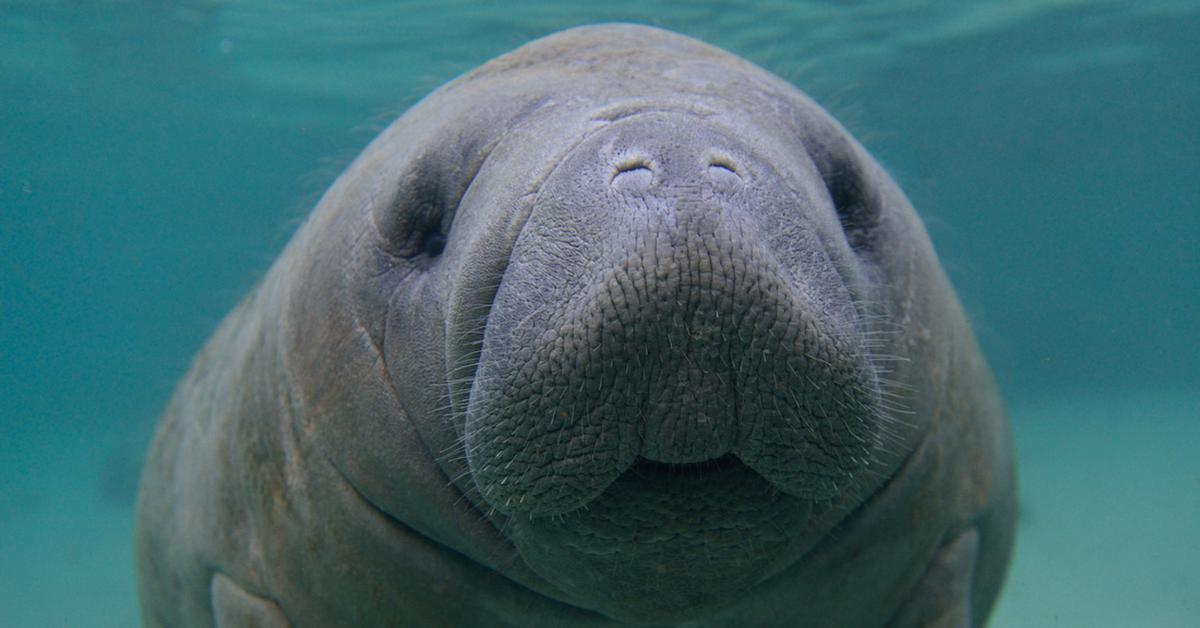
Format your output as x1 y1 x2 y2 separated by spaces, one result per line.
307 25 938 623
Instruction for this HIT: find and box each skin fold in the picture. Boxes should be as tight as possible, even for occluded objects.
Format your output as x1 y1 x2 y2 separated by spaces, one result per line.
136 23 1015 627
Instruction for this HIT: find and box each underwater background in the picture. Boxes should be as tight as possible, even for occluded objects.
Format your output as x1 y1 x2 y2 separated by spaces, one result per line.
1 1 1196 625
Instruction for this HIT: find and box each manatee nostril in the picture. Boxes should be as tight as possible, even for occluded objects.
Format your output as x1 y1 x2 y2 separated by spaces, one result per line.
706 157 743 191
610 157 654 192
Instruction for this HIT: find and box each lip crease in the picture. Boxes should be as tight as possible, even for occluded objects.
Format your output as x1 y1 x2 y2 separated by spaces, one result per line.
627 452 741 477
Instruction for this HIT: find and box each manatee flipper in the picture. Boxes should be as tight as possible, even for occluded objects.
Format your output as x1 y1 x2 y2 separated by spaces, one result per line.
888 529 981 628
211 573 291 628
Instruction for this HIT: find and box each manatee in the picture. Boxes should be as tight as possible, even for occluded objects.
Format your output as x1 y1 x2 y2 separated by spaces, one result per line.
136 23 1015 627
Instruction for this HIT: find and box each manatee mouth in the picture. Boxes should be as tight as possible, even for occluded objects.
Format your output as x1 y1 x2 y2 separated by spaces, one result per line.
628 453 740 477
507 445 825 623
616 453 751 498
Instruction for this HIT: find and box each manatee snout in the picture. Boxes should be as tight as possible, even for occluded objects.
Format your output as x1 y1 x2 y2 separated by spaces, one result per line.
462 113 883 505
454 112 890 618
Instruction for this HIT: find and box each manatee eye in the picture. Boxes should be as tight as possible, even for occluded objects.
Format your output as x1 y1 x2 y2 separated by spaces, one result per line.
825 157 881 256
376 164 451 263
372 145 480 266
391 194 448 262
422 230 447 257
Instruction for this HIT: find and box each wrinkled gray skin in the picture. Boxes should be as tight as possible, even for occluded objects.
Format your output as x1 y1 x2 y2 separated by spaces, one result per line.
136 24 1015 627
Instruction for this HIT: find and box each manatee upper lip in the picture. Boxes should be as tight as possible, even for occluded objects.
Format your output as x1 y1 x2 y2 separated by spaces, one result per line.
460 231 883 518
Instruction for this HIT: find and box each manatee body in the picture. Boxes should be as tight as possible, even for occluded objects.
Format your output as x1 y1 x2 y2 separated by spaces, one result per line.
136 24 1015 627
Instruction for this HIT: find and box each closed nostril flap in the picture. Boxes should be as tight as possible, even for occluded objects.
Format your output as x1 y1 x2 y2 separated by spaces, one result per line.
707 162 743 192
611 165 653 192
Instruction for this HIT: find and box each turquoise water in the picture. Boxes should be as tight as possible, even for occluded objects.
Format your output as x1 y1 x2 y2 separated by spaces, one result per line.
1 2 1196 626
